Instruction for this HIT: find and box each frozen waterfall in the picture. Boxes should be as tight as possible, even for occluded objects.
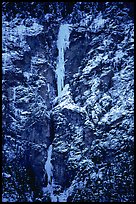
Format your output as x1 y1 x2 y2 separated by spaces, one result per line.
43 144 69 202
56 24 71 96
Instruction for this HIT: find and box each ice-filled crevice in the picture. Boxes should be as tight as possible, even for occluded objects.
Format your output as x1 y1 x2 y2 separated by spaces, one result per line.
45 144 53 184
43 144 57 201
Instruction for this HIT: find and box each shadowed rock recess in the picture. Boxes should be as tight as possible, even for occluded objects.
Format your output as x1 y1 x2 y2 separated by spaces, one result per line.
2 2 134 202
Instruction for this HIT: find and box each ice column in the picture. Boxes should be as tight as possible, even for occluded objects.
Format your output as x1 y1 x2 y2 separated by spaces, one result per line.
56 24 71 96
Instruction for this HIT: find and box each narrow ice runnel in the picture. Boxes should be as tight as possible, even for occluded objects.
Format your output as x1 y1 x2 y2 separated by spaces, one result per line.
56 24 71 97
43 144 56 201
43 144 70 202
45 144 53 184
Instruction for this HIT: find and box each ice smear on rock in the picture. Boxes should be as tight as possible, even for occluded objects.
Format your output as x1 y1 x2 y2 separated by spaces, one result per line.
43 144 69 202
43 144 56 201
45 145 53 184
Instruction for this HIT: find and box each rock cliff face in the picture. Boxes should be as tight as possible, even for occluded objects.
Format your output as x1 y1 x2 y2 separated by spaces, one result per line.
2 2 134 202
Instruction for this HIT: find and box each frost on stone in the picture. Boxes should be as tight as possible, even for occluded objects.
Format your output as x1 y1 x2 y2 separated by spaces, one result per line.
26 22 44 36
90 170 103 180
99 105 127 126
54 141 69 153
2 17 43 61
90 12 107 32
2 172 11 179
83 53 103 75
99 93 112 109
23 72 32 80
55 93 86 115
44 13 53 21
31 56 47 65
114 50 125 63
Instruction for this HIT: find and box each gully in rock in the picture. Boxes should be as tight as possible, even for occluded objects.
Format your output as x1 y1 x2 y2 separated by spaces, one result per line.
42 23 73 202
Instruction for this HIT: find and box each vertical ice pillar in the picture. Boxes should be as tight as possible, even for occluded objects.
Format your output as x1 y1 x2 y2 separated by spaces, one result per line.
56 24 71 96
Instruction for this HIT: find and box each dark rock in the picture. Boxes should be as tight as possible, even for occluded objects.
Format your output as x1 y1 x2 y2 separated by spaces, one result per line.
100 70 114 92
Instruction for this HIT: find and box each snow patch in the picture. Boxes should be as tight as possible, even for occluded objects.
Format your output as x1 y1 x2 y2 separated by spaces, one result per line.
90 12 107 32
23 71 31 80
2 172 11 178
31 56 47 65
